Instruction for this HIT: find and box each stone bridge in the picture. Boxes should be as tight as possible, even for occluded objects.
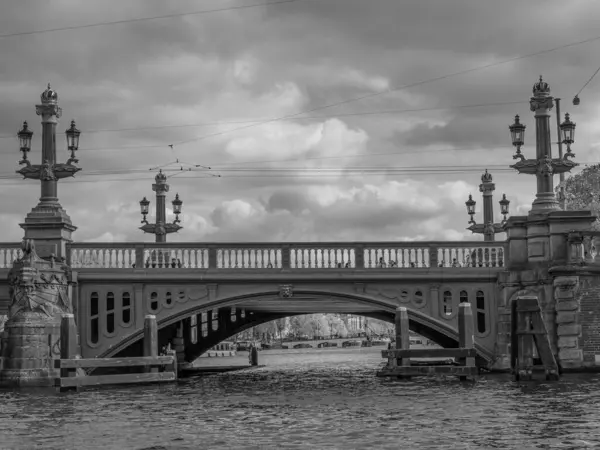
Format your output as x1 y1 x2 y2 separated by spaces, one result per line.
2 240 504 365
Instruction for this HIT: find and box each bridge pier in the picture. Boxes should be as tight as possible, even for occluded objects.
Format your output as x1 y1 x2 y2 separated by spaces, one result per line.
0 240 76 387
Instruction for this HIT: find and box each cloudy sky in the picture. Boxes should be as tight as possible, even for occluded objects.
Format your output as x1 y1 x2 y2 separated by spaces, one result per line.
0 0 599 244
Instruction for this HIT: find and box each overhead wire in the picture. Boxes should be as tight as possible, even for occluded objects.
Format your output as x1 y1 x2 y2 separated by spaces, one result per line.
170 33 600 148
0 0 318 39
0 100 526 140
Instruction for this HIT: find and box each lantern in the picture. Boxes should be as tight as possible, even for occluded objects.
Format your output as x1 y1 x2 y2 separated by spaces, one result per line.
509 115 526 149
17 121 33 157
172 193 182 223
139 197 150 223
560 113 576 147
65 120 81 151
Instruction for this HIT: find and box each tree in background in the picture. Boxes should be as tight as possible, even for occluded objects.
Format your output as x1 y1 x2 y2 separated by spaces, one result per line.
556 164 600 230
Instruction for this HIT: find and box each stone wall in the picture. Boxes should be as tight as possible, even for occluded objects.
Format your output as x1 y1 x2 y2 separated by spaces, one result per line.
577 275 600 368
554 276 583 369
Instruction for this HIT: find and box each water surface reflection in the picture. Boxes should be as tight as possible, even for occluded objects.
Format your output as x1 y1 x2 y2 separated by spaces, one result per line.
1 348 600 449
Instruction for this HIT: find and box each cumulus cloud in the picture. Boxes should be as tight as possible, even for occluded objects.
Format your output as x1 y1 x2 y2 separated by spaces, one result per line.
0 0 597 244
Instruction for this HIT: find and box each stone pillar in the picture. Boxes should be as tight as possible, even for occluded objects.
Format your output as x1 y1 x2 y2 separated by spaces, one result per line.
0 240 74 387
503 216 528 270
529 77 560 213
152 171 169 243
479 170 496 242
554 276 583 369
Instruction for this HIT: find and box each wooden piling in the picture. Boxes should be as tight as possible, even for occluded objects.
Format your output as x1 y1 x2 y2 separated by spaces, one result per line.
512 296 559 381
59 314 79 392
458 303 476 381
143 315 158 373
395 307 411 377
515 297 534 381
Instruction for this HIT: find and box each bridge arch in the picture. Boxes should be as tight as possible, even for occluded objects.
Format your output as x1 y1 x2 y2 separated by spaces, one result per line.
100 290 494 362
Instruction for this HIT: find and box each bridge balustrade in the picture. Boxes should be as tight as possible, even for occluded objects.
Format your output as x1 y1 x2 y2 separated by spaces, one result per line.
566 231 600 265
63 241 506 270
0 244 23 269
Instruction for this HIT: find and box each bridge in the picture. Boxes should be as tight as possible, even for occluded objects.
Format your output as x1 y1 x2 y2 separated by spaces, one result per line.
1 240 504 364
2 78 600 387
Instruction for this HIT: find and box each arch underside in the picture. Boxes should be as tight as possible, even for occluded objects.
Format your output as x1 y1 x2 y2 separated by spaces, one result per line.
106 291 494 365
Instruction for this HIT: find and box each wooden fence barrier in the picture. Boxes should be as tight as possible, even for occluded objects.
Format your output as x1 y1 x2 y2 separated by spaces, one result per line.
54 314 177 391
377 304 478 381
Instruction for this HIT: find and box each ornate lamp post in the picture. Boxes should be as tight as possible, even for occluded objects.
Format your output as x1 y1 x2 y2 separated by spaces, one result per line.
139 170 183 242
509 76 578 213
13 84 82 260
465 170 510 241
16 84 82 205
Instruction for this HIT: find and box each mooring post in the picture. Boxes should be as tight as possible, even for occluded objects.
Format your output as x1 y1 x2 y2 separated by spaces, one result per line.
395 307 411 372
143 315 158 373
59 314 79 391
458 303 475 381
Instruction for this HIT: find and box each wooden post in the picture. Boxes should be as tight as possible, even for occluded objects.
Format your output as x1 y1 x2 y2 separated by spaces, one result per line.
458 303 476 381
59 313 79 391
166 349 178 378
515 296 534 381
510 298 518 376
143 315 158 373
395 307 411 375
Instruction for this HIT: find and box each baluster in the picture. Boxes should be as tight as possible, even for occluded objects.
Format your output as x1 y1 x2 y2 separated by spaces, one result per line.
584 236 594 263
366 249 371 268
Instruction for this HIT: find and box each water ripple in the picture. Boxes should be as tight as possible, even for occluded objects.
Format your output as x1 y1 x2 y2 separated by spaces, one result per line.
1 349 600 449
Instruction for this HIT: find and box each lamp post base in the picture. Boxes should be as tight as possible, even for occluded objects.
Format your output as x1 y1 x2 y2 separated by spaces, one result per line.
20 203 77 260
530 193 561 215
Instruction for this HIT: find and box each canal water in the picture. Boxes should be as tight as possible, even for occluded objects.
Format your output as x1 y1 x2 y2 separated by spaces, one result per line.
1 347 600 449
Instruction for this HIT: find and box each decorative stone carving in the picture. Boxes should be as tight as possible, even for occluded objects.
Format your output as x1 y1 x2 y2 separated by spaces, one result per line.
1 239 73 387
7 240 71 318
365 286 420 305
279 284 293 298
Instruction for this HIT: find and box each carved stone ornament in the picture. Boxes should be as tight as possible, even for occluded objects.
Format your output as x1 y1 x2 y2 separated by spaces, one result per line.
7 239 72 319
40 160 56 181
529 95 554 112
537 155 554 177
279 284 293 298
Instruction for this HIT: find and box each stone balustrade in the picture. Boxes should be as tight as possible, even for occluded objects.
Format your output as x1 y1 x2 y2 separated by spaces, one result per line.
65 241 506 270
566 231 600 265
0 244 23 269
